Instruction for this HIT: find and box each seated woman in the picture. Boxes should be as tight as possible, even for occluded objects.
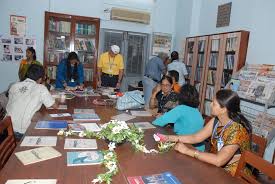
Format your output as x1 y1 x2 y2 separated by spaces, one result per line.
56 52 84 90
168 70 181 93
153 84 205 151
159 89 251 176
149 75 178 115
18 47 41 81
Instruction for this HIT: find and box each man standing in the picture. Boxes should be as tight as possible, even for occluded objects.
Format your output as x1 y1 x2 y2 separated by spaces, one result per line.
6 64 58 140
143 52 168 107
167 51 188 86
97 45 124 89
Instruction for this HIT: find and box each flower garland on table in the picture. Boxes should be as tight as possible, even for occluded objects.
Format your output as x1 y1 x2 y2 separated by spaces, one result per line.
57 120 175 183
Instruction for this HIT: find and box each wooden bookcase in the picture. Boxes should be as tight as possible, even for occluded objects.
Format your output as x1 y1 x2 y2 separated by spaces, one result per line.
44 11 100 88
183 30 249 116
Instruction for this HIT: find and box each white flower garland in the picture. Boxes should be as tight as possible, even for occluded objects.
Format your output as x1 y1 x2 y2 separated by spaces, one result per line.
57 120 173 183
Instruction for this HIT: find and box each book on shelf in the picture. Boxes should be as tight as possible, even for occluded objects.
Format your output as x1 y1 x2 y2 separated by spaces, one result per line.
15 147 62 165
211 39 219 51
127 171 182 184
35 120 68 130
67 151 103 166
195 68 203 81
226 37 237 52
68 123 101 132
195 83 201 93
20 136 57 147
64 138 97 149
49 19 71 33
221 71 232 87
48 52 68 63
209 53 218 68
207 70 216 85
49 113 71 118
198 40 205 52
72 113 100 121
198 54 204 67
76 23 95 35
224 54 235 70
187 54 193 66
130 110 152 117
111 113 136 122
134 122 156 130
74 108 95 114
5 179 57 184
205 85 215 100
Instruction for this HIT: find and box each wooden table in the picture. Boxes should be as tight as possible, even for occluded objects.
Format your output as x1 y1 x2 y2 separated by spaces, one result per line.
0 96 240 184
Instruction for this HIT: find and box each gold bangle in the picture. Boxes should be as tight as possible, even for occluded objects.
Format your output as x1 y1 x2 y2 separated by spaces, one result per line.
194 151 200 159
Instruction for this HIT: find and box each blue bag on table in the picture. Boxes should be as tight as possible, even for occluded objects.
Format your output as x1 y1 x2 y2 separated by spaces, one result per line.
116 90 144 110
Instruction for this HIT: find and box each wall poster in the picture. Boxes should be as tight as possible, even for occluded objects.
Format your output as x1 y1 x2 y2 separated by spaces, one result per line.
10 15 26 36
0 35 36 63
151 32 172 56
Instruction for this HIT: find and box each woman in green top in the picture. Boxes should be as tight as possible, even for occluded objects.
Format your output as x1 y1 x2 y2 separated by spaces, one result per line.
18 47 41 81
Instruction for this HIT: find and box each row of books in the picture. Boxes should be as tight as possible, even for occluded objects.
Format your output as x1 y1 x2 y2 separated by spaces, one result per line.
78 52 95 64
48 52 68 63
48 37 70 50
205 85 215 100
74 38 95 52
75 23 96 35
47 66 57 80
224 54 235 69
197 54 204 67
209 53 218 68
226 37 237 52
198 40 206 52
207 70 216 85
49 19 71 33
195 68 203 81
211 39 220 51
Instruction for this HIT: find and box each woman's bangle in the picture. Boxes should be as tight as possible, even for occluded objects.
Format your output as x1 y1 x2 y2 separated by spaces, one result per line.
194 150 200 159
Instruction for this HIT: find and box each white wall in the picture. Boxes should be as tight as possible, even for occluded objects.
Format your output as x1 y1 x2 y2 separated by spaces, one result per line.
0 0 177 92
190 0 275 65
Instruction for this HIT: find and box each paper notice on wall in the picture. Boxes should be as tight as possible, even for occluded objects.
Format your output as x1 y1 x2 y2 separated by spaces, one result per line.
10 15 26 36
0 35 36 63
152 32 172 56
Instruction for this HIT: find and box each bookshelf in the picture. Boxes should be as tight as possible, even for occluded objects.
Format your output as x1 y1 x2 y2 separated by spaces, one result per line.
44 12 100 88
184 31 249 116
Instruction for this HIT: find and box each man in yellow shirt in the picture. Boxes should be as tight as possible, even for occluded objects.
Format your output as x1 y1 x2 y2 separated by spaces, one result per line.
97 45 124 88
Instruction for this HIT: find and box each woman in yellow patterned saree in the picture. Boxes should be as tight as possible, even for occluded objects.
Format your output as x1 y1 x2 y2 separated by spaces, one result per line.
18 47 41 81
160 89 252 176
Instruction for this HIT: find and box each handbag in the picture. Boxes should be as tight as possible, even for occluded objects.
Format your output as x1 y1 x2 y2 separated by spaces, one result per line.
116 90 145 110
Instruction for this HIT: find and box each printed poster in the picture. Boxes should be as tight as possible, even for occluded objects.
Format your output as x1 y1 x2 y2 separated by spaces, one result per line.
0 35 36 63
152 32 172 56
10 15 26 36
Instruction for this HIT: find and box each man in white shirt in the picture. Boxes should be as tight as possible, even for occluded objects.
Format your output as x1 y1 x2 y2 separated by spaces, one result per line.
6 64 58 139
167 51 188 86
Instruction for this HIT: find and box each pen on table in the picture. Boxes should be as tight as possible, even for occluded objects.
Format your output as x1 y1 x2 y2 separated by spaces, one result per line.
36 137 41 145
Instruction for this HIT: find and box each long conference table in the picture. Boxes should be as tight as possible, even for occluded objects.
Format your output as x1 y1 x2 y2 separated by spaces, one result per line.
0 95 241 184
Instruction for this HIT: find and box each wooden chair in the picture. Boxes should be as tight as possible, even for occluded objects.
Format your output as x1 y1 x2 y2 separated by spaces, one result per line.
251 134 267 157
0 116 16 170
235 151 275 184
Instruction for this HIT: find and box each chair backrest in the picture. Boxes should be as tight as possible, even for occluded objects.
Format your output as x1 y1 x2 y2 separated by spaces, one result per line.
251 134 267 157
235 151 275 184
0 116 16 170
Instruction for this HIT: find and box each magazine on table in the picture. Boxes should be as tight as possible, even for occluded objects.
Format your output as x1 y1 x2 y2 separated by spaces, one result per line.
35 120 68 130
64 138 97 149
68 123 101 132
127 171 182 184
20 136 57 147
5 179 57 184
67 151 103 166
15 147 62 165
